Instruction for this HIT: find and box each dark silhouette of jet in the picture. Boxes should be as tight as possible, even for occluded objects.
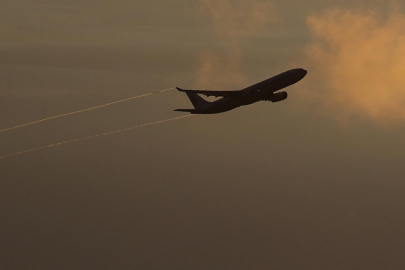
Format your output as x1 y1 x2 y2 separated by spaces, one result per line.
175 68 307 114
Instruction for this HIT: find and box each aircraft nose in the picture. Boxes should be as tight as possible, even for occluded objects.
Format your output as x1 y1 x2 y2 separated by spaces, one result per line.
292 68 307 74
300 68 308 77
287 68 307 80
292 68 307 80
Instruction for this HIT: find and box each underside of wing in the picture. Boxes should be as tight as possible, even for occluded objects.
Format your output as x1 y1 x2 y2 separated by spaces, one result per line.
176 87 240 97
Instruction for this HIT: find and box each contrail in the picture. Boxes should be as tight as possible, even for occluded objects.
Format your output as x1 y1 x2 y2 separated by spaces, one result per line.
0 114 194 160
0 87 175 133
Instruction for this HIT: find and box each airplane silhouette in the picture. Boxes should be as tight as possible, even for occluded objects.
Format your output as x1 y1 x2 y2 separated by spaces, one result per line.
175 68 307 114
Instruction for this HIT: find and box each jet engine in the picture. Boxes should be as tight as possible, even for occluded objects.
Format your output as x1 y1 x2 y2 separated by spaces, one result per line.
271 91 288 103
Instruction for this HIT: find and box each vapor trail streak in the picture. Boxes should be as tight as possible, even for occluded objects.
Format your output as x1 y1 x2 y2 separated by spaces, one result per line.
0 115 194 160
0 87 175 133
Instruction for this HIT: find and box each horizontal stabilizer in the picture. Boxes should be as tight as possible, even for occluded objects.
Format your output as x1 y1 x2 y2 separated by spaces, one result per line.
174 109 197 113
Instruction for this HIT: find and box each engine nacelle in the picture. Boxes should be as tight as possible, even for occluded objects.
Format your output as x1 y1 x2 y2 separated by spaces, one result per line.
271 91 288 103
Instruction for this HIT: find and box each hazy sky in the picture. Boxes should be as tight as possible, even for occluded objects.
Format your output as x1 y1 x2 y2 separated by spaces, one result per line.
1 1 405 269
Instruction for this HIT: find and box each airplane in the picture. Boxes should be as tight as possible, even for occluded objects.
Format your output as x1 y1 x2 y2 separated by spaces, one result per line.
175 68 307 114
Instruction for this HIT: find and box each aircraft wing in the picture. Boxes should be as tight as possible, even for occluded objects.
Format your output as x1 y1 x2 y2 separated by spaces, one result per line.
176 87 240 97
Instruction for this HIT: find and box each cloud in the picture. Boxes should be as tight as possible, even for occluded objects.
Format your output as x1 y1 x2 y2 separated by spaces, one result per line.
201 0 279 43
304 7 405 123
195 51 246 89
196 0 279 89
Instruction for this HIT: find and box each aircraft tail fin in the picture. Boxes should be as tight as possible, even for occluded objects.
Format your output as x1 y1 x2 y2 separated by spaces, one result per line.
186 92 209 110
176 87 210 110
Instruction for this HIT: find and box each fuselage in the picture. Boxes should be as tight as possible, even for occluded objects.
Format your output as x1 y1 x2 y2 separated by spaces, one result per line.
199 68 307 114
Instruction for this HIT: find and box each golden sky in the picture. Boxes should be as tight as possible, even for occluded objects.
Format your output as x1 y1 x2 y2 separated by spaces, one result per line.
1 1 405 269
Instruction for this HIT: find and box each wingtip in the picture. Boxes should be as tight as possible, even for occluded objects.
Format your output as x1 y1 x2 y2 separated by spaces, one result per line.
176 87 188 92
